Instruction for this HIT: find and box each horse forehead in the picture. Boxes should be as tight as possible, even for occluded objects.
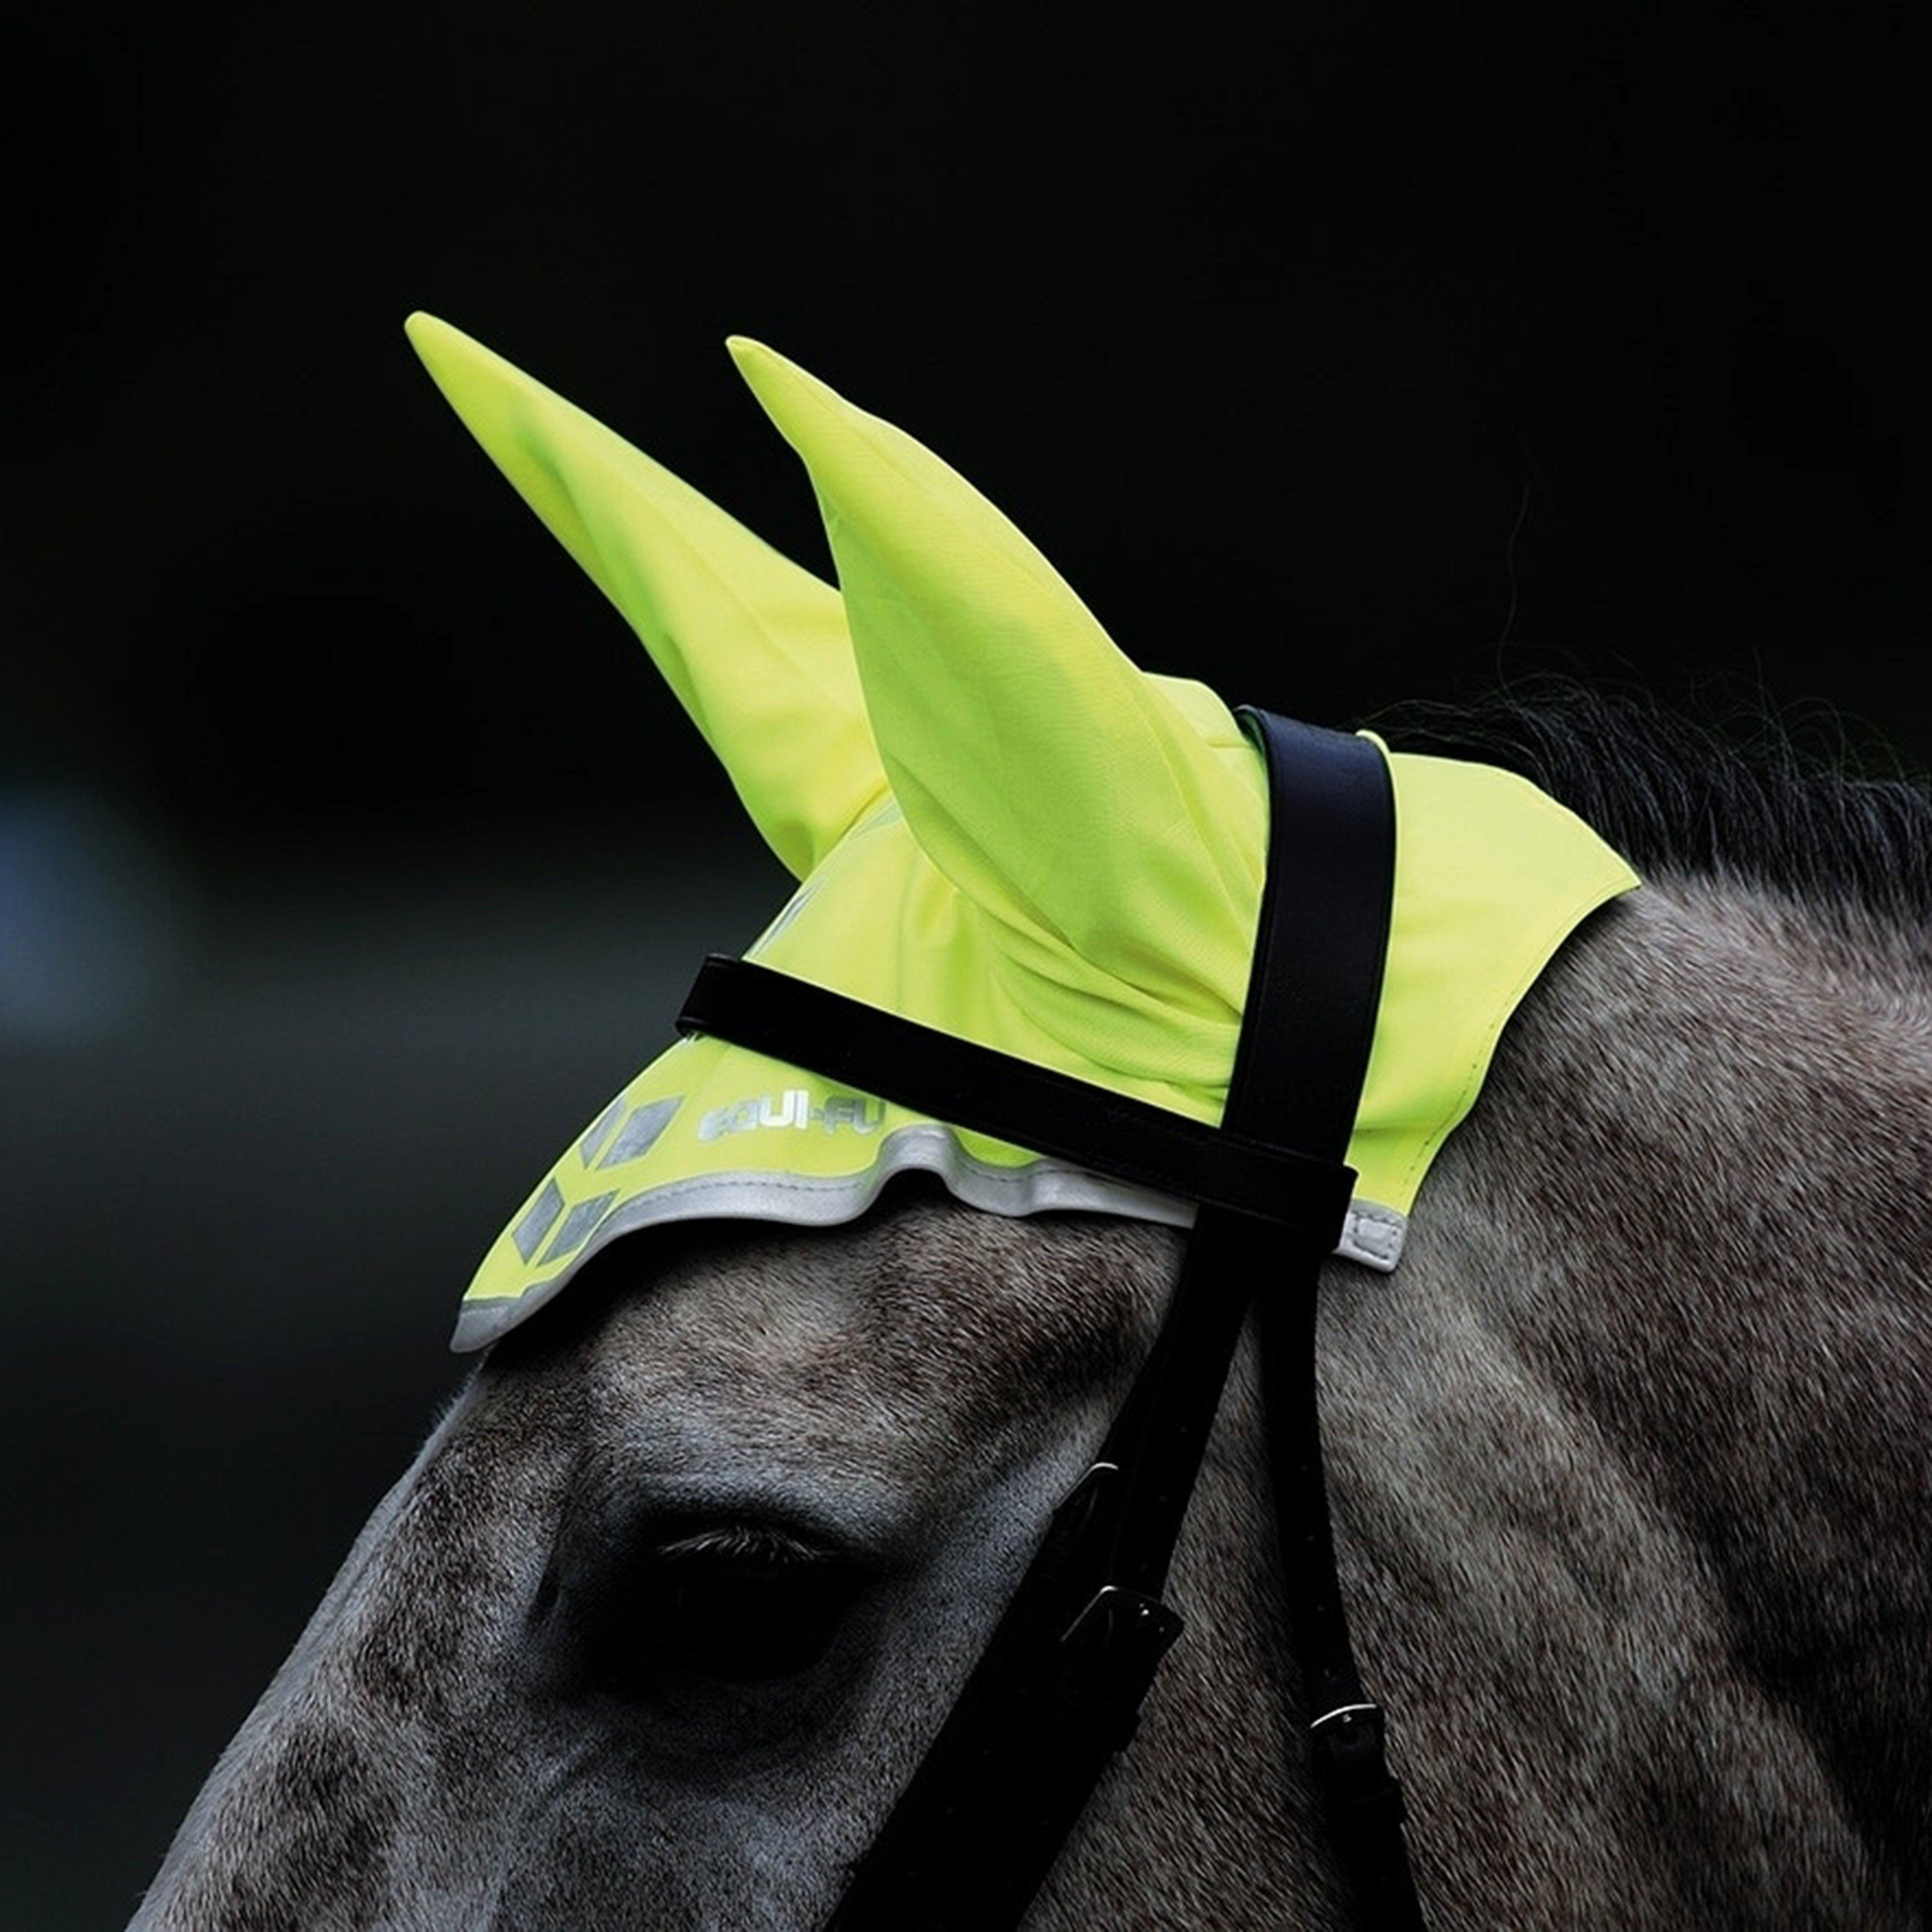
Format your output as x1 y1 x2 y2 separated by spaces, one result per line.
574 1200 1177 1451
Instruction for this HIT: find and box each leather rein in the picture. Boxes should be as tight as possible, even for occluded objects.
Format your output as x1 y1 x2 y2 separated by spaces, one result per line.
675 708 1425 1929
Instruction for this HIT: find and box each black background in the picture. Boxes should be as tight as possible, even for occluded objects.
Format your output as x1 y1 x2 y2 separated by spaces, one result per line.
2 6 1919 1923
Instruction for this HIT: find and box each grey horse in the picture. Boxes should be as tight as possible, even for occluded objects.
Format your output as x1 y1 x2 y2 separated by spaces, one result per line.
132 789 1932 1926
133 322 1930 1929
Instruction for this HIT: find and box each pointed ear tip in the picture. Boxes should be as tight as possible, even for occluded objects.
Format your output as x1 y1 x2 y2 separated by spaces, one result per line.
726 338 836 429
404 313 475 372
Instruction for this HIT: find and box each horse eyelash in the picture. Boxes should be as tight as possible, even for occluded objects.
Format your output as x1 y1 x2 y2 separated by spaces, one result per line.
653 1523 829 1567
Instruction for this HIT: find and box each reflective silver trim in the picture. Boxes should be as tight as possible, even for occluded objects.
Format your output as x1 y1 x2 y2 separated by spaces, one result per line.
596 1097 682 1169
1340 1200 1404 1271
509 1178 566 1262
577 1097 627 1167
538 1189 617 1264
453 1123 1409 1352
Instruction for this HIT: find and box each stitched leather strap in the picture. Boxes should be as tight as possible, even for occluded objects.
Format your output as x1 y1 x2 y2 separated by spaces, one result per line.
1238 712 1423 1930
676 709 1422 1929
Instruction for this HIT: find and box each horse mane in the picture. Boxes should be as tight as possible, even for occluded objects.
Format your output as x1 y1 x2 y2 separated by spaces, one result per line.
1373 679 1932 933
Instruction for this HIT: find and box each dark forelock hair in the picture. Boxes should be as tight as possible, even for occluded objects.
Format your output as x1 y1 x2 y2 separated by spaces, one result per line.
1369 680 1932 931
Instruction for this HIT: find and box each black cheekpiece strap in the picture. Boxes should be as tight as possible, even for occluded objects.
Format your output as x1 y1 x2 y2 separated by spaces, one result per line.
676 708 1424 1931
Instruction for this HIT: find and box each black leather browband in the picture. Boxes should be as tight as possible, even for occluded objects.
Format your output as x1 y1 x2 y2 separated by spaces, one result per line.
678 954 1356 1250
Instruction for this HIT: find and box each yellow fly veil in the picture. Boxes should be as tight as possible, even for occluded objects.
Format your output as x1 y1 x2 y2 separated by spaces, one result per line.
404 318 1639 1350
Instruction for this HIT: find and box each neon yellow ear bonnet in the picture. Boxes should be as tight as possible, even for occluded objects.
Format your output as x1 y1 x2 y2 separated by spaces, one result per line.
406 316 1638 1352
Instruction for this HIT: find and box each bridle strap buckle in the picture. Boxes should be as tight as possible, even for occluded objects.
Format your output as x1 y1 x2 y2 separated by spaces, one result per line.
1310 1701 1408 1827
1055 1584 1185 1752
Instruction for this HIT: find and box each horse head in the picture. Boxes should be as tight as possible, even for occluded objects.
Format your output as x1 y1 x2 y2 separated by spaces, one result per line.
132 326 1930 1928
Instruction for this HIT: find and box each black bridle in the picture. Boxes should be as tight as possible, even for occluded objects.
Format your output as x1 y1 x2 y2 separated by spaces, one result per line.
676 708 1424 1929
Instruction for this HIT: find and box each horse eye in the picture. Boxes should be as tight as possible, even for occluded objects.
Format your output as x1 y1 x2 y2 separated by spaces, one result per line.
558 1522 862 1698
649 1530 853 1681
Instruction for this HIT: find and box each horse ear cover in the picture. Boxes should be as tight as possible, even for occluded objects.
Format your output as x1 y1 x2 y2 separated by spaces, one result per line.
405 315 881 880
405 314 1638 1351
